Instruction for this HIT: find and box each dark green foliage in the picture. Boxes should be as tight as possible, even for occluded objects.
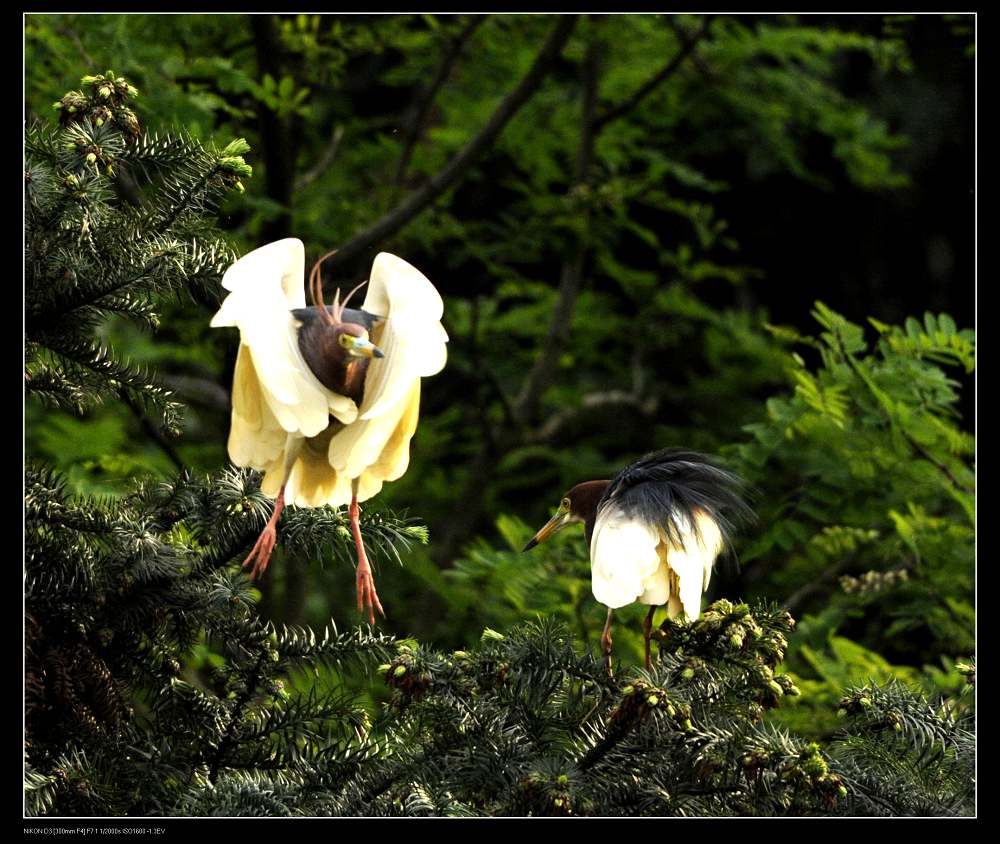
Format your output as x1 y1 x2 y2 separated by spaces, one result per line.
165 604 963 817
25 72 242 437
23 74 424 817
832 680 975 816
734 303 974 734
24 16 974 818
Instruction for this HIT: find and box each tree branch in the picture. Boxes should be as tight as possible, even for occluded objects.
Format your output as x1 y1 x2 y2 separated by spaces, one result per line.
434 28 599 567
294 124 344 192
593 15 713 130
781 554 857 616
514 33 600 425
252 14 297 243
530 390 659 444
665 16 719 83
321 15 578 273
393 15 489 186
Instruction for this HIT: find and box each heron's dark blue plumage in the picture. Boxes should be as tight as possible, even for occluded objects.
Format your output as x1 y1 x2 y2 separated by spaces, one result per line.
598 448 754 553
291 306 382 332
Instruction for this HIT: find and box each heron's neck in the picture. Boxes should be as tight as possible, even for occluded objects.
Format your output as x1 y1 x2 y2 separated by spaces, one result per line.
298 321 369 401
574 480 610 545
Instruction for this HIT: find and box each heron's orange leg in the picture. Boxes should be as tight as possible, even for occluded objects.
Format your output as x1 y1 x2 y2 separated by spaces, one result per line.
243 486 286 581
350 495 385 625
642 606 656 671
601 608 615 679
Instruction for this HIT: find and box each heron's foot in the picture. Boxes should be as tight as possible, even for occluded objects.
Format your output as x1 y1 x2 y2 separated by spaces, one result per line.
243 526 277 581
356 559 385 626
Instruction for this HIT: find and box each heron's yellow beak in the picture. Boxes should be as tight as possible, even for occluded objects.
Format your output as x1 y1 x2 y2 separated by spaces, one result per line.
523 502 572 552
345 336 384 359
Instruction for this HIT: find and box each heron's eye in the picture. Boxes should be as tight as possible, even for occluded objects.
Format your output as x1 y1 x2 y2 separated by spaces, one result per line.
561 497 571 510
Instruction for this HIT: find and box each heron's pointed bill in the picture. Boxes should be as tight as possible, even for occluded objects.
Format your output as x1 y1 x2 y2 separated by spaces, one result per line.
346 336 384 358
523 503 572 552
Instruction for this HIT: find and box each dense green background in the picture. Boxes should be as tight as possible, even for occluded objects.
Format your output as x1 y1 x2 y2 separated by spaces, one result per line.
25 13 974 739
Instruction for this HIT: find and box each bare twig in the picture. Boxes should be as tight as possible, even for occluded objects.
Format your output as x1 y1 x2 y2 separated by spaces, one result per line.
319 15 578 274
435 28 599 567
252 15 297 243
594 15 713 130
665 16 718 82
531 390 659 444
781 554 856 616
295 125 344 192
60 24 95 67
514 33 600 424
393 15 489 185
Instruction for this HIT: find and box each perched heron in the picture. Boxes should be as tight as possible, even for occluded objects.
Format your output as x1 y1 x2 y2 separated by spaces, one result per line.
211 239 447 623
523 449 751 675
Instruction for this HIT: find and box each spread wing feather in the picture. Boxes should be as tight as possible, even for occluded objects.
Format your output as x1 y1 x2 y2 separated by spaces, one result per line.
214 243 444 509
328 253 447 485
211 238 358 442
355 253 448 421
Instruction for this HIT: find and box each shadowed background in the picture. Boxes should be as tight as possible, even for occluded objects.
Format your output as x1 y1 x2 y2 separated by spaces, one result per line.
25 14 974 737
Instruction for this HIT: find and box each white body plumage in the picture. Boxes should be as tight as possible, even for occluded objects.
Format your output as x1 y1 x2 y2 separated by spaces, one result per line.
589 504 723 620
210 238 448 508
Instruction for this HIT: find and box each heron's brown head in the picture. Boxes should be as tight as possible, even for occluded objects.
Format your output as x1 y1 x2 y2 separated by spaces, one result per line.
309 265 383 360
522 480 609 551
334 321 383 359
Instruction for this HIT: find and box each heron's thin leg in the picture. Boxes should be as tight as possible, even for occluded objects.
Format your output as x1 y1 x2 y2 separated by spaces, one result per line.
642 606 656 671
243 485 286 581
350 479 385 625
601 608 615 679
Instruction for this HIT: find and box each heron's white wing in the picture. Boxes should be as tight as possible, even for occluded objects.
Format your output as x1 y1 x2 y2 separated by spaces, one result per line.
326 381 418 480
589 504 663 609
328 253 445 481
356 252 448 421
211 239 358 439
226 344 286 469
661 510 724 620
